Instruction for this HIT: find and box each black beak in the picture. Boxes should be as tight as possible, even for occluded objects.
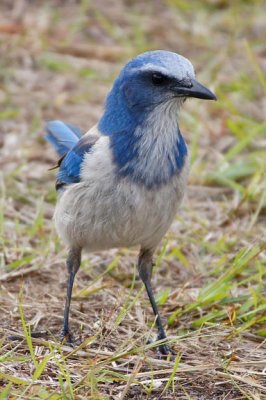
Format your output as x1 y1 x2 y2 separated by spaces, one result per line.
174 78 217 101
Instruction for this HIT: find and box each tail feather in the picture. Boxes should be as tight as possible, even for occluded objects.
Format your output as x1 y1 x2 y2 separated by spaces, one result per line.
64 123 82 139
45 120 82 157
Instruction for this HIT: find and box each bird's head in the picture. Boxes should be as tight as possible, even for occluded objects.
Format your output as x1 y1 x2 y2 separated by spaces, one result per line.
100 50 216 133
118 50 216 110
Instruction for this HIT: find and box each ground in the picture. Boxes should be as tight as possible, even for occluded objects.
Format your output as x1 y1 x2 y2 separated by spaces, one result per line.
0 0 265 399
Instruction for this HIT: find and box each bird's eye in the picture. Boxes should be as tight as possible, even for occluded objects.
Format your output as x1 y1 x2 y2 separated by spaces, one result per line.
151 73 166 85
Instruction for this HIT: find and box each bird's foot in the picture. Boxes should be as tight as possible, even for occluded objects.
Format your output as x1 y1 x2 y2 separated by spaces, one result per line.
157 342 176 358
60 329 74 345
156 333 176 359
147 336 176 359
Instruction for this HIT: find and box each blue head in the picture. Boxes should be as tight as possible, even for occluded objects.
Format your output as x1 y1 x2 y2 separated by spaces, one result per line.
98 50 216 188
99 50 216 134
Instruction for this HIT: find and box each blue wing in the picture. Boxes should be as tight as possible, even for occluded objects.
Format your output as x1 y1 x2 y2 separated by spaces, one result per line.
56 133 99 189
45 120 100 190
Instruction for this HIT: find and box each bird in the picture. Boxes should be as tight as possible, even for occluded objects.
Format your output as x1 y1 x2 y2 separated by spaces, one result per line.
45 50 216 355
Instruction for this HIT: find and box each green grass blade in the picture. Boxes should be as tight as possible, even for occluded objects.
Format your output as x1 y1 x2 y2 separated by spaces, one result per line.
18 287 37 368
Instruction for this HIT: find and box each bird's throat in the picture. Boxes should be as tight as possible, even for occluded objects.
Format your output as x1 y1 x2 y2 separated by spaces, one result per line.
109 101 188 188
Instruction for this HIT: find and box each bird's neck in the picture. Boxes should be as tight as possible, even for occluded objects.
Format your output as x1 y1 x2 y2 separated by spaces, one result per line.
100 100 188 189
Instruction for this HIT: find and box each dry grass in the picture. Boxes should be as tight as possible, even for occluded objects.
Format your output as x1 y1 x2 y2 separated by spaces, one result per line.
0 0 265 398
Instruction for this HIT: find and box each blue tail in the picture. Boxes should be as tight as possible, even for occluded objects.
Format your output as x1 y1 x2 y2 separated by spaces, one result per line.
45 120 82 157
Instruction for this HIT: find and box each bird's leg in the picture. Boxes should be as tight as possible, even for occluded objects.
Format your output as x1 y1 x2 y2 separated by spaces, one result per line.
61 247 81 344
138 249 174 356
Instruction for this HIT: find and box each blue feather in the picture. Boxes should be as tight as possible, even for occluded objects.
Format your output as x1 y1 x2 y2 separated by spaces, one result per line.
110 127 187 188
57 151 83 186
45 120 82 157
57 135 96 186
45 120 98 189
64 123 82 139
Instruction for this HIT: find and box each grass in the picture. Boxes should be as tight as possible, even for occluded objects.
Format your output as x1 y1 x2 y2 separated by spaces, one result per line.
0 0 265 398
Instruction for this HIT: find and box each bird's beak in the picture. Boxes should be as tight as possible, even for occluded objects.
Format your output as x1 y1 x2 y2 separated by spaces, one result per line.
175 78 217 101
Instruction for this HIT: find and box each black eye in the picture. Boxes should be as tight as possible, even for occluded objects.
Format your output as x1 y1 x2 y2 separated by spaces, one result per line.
151 73 166 85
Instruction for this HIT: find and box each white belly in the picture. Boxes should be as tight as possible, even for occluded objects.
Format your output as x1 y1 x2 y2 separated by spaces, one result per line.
54 136 189 252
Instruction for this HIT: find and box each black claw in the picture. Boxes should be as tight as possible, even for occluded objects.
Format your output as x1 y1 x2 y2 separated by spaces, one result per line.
60 329 74 345
156 334 176 359
8 334 24 341
8 331 49 341
158 343 176 358
147 336 176 359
